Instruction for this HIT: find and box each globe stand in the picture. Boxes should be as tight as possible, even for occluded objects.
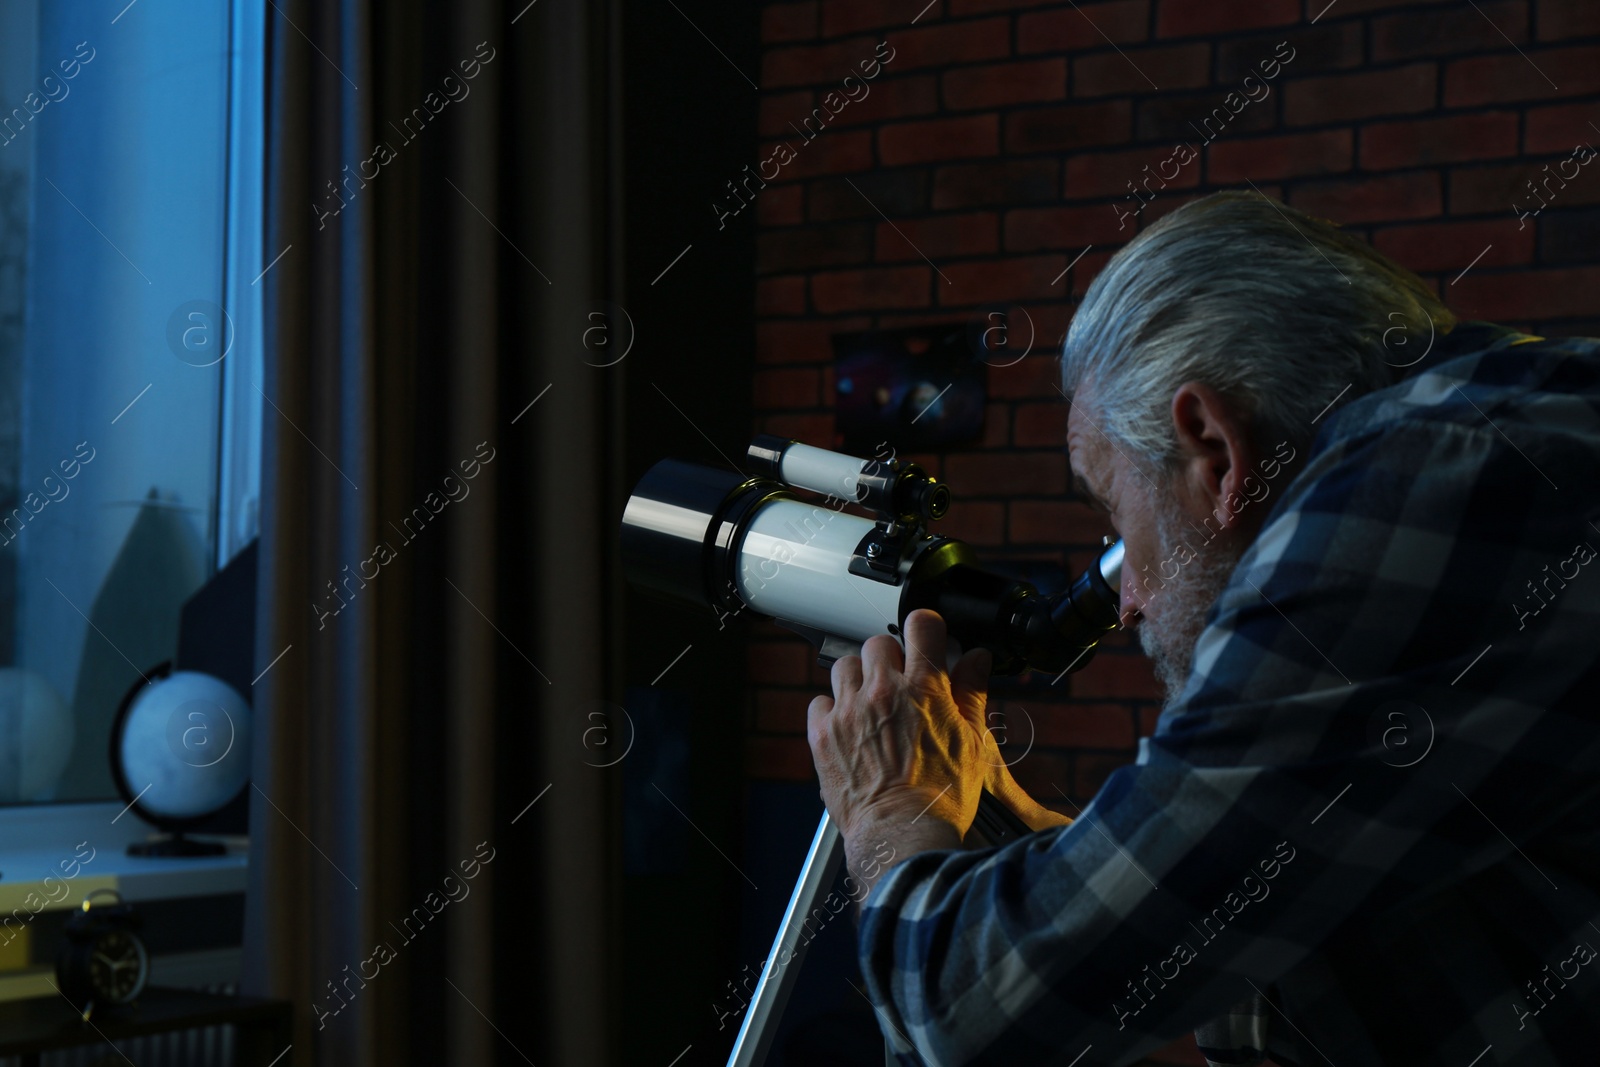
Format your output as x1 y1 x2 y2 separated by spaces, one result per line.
109 664 252 864
127 833 226 858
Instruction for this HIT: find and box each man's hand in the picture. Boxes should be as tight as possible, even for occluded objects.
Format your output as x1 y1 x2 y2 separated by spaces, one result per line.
979 725 1074 834
806 610 990 887
807 609 1027 895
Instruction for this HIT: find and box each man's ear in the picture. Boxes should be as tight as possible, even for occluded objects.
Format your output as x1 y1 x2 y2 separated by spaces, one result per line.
1169 381 1258 529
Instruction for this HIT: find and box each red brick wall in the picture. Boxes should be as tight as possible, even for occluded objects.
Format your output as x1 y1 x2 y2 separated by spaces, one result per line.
744 7 1600 1057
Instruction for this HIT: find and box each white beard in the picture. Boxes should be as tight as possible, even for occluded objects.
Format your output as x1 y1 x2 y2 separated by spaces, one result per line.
1138 491 1247 710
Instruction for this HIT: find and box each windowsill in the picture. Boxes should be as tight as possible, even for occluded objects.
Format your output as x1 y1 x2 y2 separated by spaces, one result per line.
0 801 248 910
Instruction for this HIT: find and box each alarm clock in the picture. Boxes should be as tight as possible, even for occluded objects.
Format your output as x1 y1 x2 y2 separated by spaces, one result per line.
56 889 148 1019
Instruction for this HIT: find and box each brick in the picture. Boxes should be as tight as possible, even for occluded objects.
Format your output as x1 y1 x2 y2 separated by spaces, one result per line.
746 735 816 781
1450 161 1600 215
1372 218 1534 274
1018 1 1149 53
756 315 872 363
1537 0 1600 40
1372 2 1528 60
1216 23 1362 81
1444 48 1600 106
761 411 836 445
1158 0 1298 38
1449 163 1533 214
879 114 999 166
761 91 814 137
763 37 893 88
933 500 1005 545
944 58 1067 110
1010 499 1107 543
1289 172 1443 224
1006 100 1132 154
759 184 806 226
1064 144 1203 200
820 0 918 37
1316 0 1451 13
1360 112 1520 170
1068 651 1163 700
755 689 812 733
1540 207 1600 263
1135 94 1274 141
932 159 1059 208
756 130 875 180
809 170 927 221
1069 249 1116 297
1285 63 1437 126
757 276 807 316
989 352 1067 399
881 18 1012 71
945 451 1068 496
1074 43 1210 97
823 75 939 127
1525 101 1600 154
748 640 813 685
876 309 986 332
1006 203 1135 251
763 2 818 43
1032 701 1137 749
754 366 820 407
875 211 999 262
812 265 931 312
979 402 1010 447
1013 401 1069 446
950 0 1064 12
1015 301 1073 349
1451 266 1600 321
756 223 871 273
1207 129 1352 182
941 254 1067 305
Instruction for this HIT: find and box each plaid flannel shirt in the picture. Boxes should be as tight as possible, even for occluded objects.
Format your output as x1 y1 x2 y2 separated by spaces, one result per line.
857 321 1600 1066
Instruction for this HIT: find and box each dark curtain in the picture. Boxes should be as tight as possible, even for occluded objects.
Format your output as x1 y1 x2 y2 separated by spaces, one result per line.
242 1 619 1064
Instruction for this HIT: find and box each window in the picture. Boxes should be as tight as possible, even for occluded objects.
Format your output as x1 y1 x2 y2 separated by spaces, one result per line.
0 0 264 806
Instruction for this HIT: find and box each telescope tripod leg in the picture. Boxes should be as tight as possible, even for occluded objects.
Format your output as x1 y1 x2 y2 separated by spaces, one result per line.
724 791 1031 1067
725 809 845 1067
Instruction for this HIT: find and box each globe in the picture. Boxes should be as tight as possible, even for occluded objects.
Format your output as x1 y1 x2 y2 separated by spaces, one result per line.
115 670 251 826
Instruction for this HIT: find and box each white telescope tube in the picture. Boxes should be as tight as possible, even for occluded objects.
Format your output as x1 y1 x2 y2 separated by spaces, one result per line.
734 499 901 643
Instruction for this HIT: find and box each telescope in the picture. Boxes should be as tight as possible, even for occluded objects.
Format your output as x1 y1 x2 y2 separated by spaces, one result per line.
620 434 1124 676
620 435 1126 1067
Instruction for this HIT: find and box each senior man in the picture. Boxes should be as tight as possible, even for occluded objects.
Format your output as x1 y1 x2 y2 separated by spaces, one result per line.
805 190 1600 1065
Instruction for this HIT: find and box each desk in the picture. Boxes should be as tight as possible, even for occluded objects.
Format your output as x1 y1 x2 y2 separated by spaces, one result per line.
0 986 292 1066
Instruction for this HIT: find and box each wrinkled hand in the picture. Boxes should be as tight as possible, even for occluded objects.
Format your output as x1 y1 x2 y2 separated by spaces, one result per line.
807 609 991 841
978 712 1074 833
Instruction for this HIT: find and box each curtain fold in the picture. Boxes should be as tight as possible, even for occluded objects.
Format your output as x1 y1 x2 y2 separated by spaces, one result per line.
243 1 617 1063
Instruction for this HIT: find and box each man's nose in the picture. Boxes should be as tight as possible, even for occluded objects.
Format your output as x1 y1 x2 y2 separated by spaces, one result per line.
1117 571 1143 627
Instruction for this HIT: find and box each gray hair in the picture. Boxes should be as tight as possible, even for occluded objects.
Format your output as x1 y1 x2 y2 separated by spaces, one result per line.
1060 189 1456 470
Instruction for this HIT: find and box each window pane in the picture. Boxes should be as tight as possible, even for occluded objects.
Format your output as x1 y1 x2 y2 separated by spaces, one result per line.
0 0 234 803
